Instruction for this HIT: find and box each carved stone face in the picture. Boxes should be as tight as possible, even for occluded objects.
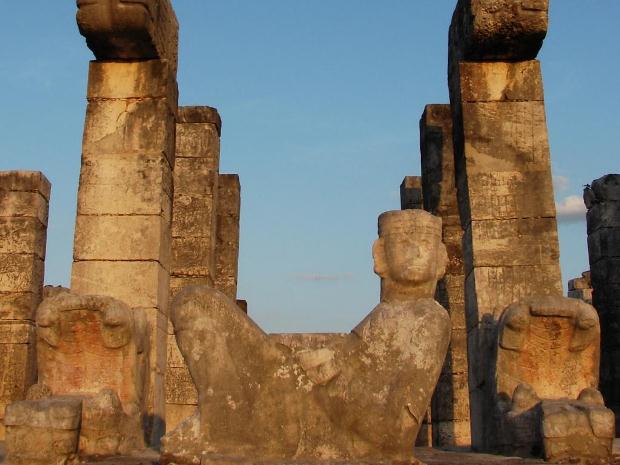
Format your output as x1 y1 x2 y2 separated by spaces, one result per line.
373 210 447 287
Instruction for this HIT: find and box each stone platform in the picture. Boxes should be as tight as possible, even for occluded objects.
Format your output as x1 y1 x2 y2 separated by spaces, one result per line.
0 444 556 465
3 442 620 465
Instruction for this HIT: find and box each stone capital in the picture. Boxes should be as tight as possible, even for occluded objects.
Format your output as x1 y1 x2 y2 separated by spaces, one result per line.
449 0 548 62
76 0 179 72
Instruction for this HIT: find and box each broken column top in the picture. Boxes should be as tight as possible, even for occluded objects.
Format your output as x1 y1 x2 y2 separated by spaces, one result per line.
76 0 179 72
0 171 51 200
177 106 222 136
449 0 549 61
400 176 423 210
584 174 620 207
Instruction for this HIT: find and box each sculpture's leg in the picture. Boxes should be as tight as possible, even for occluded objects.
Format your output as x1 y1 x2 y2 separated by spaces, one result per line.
163 285 302 461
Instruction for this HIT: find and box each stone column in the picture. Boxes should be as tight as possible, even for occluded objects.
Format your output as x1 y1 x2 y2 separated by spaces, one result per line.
166 106 222 431
214 174 241 300
0 171 50 439
585 174 620 430
400 176 423 210
448 0 562 450
73 0 179 444
398 176 433 447
420 104 471 449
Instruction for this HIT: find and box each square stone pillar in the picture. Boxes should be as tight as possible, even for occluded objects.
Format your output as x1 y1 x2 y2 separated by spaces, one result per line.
0 171 50 439
71 59 178 443
400 176 423 210
398 176 433 447
420 104 471 449
166 106 222 431
448 0 562 450
585 175 620 431
214 174 241 300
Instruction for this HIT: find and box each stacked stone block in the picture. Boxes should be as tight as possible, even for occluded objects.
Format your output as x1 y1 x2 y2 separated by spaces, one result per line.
166 106 222 431
73 0 179 443
420 104 471 449
399 177 433 447
400 176 423 210
448 0 562 450
71 59 178 442
0 171 50 439
214 174 241 300
568 271 593 304
584 174 620 430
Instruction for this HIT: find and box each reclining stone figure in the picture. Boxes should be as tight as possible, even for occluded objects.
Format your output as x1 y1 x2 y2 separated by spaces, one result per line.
161 209 451 464
4 292 149 465
490 296 614 464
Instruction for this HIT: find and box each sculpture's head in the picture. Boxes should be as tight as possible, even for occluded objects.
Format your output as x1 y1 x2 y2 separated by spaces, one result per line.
373 210 447 300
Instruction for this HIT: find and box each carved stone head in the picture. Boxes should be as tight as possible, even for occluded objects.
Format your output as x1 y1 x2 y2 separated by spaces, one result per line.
373 210 447 301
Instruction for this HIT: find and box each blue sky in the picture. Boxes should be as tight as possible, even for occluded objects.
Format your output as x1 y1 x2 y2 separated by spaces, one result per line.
1 1 618 333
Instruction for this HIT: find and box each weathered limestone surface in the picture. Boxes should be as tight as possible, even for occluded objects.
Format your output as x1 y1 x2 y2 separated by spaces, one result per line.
71 57 178 444
449 0 549 62
585 174 620 432
76 0 179 73
4 293 149 463
214 174 241 300
420 104 471 449
166 106 222 432
5 396 82 465
0 171 50 440
486 296 614 464
161 210 451 464
401 176 423 210
399 176 432 447
448 2 562 451
43 285 70 299
568 271 593 304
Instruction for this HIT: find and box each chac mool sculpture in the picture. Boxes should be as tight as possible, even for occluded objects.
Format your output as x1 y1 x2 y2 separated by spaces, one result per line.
161 209 452 464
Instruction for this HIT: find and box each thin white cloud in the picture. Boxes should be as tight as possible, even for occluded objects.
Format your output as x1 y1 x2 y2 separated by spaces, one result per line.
556 195 586 223
293 273 353 282
553 175 570 193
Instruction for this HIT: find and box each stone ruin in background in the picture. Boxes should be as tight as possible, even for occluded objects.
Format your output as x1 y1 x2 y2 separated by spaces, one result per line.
0 1 618 465
398 0 615 463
